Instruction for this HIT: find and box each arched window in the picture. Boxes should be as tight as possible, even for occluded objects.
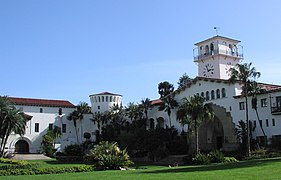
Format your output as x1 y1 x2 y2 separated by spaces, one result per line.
149 119 155 129
206 91 210 101
58 108 62 115
110 96 112 102
113 96 116 102
205 45 209 55
106 96 108 102
222 88 226 98
211 90 215 100
102 96 104 102
216 89 220 99
98 96 100 102
156 117 164 128
210 43 214 55
201 92 204 98
196 93 199 96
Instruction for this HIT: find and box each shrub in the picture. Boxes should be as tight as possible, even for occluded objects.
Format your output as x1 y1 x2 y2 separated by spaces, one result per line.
208 150 225 163
192 153 210 165
63 144 84 156
84 141 133 170
0 165 93 176
224 157 239 163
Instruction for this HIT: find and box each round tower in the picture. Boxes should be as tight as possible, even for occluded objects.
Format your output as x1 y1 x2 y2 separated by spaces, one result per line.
89 92 122 113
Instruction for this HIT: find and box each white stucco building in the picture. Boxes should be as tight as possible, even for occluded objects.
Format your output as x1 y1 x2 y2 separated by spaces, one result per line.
147 35 281 151
3 35 281 154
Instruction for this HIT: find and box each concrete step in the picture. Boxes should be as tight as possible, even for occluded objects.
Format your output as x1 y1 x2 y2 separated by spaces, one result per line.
11 154 52 160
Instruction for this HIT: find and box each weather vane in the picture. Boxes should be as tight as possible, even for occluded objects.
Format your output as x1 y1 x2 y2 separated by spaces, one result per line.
214 27 219 36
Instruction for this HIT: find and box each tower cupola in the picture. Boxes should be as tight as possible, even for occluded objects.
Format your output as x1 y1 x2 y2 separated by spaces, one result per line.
193 36 243 79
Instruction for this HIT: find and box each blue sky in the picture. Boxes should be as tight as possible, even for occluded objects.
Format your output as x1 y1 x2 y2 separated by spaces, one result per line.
1 0 281 105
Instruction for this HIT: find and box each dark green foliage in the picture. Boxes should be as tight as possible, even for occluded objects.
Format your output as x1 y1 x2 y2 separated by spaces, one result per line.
177 73 192 89
41 134 55 157
158 81 174 98
41 126 62 157
0 158 93 176
0 165 93 176
208 150 225 163
84 141 133 170
0 96 26 157
245 149 281 160
192 153 210 165
63 144 84 156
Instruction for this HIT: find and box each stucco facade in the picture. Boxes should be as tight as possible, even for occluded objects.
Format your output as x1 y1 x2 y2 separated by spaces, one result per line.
3 35 281 154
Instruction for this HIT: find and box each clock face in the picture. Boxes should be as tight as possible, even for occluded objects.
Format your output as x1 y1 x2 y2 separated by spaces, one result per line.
225 62 232 76
203 63 214 78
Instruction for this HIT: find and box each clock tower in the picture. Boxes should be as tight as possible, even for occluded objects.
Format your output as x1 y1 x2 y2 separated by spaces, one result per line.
193 36 243 79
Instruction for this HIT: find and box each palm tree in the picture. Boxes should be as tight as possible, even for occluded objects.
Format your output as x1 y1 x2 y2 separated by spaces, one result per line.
91 111 110 133
0 97 26 156
76 102 91 142
248 81 266 145
67 110 80 144
229 62 261 156
140 98 151 122
158 96 178 128
125 102 138 121
176 95 214 154
177 73 192 89
158 81 174 98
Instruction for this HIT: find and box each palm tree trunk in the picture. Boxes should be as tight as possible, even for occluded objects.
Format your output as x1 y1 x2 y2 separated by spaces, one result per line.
245 90 251 156
169 115 172 128
195 118 199 154
1 129 10 156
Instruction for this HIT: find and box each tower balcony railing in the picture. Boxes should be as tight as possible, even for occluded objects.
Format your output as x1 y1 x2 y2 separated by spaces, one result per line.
193 49 243 62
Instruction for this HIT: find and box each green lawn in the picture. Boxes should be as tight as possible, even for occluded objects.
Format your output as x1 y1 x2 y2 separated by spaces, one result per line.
1 158 281 180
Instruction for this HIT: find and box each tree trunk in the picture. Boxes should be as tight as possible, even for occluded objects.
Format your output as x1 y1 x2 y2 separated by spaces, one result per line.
195 118 199 154
168 115 172 128
245 85 251 157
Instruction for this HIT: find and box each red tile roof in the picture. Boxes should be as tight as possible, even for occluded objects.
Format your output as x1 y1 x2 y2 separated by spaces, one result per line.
9 97 76 108
150 99 163 106
89 92 122 97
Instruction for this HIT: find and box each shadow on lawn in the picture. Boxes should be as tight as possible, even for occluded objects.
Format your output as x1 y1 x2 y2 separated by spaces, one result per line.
43 160 85 165
143 158 281 174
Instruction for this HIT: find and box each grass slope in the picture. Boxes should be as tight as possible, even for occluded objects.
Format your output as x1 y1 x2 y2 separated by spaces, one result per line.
1 158 281 180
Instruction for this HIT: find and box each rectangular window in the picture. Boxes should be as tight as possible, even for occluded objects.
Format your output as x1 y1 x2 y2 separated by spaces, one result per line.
272 119 276 126
239 102 245 110
62 124 66 133
259 120 262 127
253 120 257 128
40 108 43 113
266 119 269 127
49 123 53 131
35 123 39 132
261 98 267 107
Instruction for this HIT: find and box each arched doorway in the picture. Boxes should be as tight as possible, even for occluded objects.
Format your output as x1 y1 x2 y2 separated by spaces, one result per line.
15 140 29 153
191 104 239 152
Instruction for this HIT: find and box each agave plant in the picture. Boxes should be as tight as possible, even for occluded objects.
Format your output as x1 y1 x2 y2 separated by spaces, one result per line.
84 141 133 170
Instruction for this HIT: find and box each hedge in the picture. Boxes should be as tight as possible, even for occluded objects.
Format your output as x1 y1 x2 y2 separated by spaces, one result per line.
0 165 94 176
